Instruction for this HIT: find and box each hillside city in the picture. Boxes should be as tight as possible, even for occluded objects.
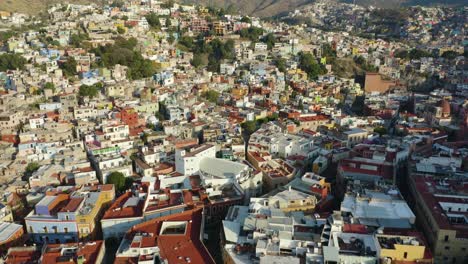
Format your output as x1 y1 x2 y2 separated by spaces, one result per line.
0 0 466 263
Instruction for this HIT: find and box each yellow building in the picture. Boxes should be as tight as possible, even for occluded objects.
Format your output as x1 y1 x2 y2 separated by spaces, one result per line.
408 172 468 264
287 69 308 81
213 21 226 36
268 188 317 213
76 184 115 240
0 11 11 19
231 87 248 98
377 234 432 263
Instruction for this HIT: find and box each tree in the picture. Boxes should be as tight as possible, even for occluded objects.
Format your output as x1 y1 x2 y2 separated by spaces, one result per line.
408 49 432 60
60 57 77 76
78 84 100 98
201 90 220 104
110 1 124 8
374 126 387 136
145 12 161 30
106 172 126 192
273 57 287 73
161 0 174 9
241 121 257 137
240 16 251 24
238 27 264 41
178 36 194 50
354 56 378 72
117 27 126 34
26 162 40 174
298 52 327 80
191 53 204 68
262 33 276 50
441 50 459 60
43 82 56 94
322 43 336 59
0 31 15 43
167 33 175 44
0 53 27 71
92 37 156 80
70 33 89 48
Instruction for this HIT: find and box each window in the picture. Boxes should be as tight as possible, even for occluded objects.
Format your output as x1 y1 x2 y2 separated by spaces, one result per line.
66 215 69 221
404 252 408 259
29 226 33 233
64 228 68 233
445 246 450 250
444 235 449 242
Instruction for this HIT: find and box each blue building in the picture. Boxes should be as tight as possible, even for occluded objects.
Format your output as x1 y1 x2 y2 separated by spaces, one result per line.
25 194 79 244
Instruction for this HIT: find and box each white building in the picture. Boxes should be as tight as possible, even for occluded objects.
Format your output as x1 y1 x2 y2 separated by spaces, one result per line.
199 157 263 202
175 144 216 175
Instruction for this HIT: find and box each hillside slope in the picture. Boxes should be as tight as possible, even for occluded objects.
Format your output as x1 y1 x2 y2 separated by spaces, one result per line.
182 0 466 17
1 0 464 17
179 0 314 17
0 0 98 15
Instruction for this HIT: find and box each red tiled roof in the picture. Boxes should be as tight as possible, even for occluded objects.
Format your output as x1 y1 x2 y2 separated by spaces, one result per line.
59 198 83 213
343 224 369 234
6 248 41 264
102 192 144 220
413 175 468 239
297 115 329 122
41 241 104 264
116 208 215 264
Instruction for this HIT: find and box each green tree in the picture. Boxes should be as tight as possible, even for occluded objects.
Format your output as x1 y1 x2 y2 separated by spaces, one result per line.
0 31 16 42
43 82 56 93
110 1 124 8
238 27 264 41
394 49 408 59
354 56 378 72
92 37 155 80
241 121 257 136
26 162 40 174
240 16 251 24
374 126 387 136
161 0 174 9
408 49 432 60
441 50 459 60
0 53 27 71
262 33 276 50
60 57 77 76
273 57 287 73
70 33 89 48
106 171 126 192
167 33 175 44
78 84 100 98
145 12 161 30
178 36 194 50
298 52 327 80
201 90 220 104
117 27 125 34
191 53 204 68
322 44 336 59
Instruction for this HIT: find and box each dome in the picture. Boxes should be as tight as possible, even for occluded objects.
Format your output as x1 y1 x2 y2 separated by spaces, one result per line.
441 99 451 116
147 116 158 124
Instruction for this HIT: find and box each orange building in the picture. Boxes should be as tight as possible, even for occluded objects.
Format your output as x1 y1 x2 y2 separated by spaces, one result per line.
364 72 396 93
